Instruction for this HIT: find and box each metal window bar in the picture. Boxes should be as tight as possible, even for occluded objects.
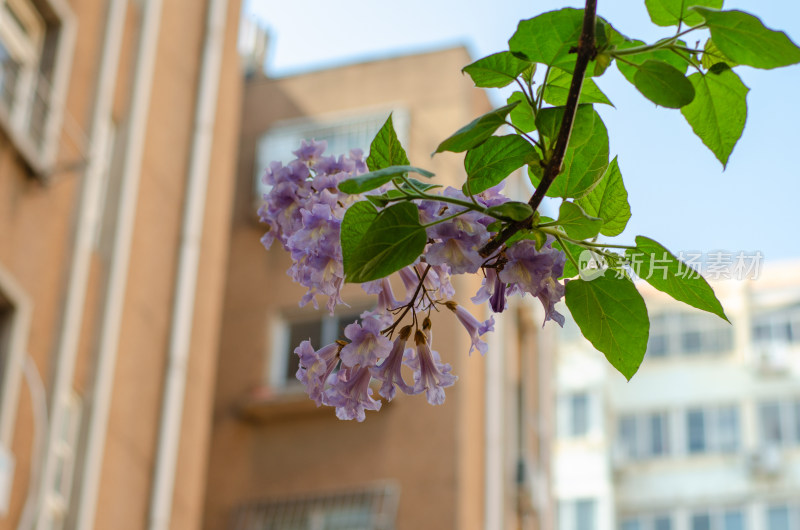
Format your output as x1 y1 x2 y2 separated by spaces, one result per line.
231 482 400 530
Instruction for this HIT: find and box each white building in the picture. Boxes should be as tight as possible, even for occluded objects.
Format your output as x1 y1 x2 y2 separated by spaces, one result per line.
554 260 800 530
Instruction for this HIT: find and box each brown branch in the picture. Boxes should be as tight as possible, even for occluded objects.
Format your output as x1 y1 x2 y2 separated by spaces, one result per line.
479 0 599 258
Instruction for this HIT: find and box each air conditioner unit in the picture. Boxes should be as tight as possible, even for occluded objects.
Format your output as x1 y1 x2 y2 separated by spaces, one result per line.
748 445 782 478
756 345 790 375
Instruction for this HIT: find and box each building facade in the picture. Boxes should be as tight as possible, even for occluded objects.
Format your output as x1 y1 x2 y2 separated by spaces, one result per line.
203 46 555 530
0 0 242 528
553 261 800 530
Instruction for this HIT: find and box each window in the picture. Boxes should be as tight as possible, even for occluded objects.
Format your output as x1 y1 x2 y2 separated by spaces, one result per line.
38 392 81 530
617 412 670 459
558 391 594 439
753 305 800 346
759 400 800 447
685 406 740 455
0 0 74 171
644 312 733 358
690 509 746 530
766 506 790 530
232 483 399 530
619 514 672 530
253 109 410 204
559 499 596 530
272 308 367 388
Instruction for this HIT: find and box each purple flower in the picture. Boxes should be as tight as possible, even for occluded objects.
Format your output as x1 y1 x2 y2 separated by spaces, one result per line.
292 139 327 165
445 301 493 355
499 239 566 326
340 314 393 368
361 277 400 312
326 365 382 422
472 268 508 313
371 325 415 400
408 329 457 405
295 340 340 406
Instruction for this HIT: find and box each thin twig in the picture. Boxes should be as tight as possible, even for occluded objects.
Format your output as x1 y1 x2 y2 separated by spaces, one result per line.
479 0 598 257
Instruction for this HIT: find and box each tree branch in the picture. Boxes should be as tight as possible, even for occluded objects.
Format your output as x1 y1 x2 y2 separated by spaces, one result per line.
478 0 598 258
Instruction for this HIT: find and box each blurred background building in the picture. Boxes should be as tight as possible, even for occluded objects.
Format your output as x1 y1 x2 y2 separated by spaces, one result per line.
204 37 554 530
553 261 800 530
0 0 242 528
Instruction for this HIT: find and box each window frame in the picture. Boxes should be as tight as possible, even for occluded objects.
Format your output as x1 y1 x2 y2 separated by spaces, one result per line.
0 0 76 176
0 263 32 452
268 306 372 391
252 107 410 210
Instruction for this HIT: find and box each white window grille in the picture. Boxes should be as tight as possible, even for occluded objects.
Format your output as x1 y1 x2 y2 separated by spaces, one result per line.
557 391 595 438
37 391 81 530
759 399 800 447
0 0 74 173
231 483 399 530
253 109 410 206
617 411 671 459
686 405 739 455
645 312 733 358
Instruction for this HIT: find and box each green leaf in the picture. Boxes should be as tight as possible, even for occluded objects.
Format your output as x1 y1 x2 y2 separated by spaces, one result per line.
510 10 610 74
553 201 603 240
691 8 800 69
541 68 614 107
645 0 722 27
486 201 534 222
680 66 749 167
632 60 695 108
434 102 520 154
338 165 434 195
701 38 738 69
463 135 539 195
366 114 410 172
576 157 631 237
343 202 428 283
530 105 609 198
340 201 378 266
626 236 729 322
463 52 532 88
507 92 536 133
615 39 691 84
566 276 650 380
509 9 585 72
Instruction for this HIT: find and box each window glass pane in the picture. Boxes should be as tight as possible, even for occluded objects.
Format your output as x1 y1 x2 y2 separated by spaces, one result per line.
621 519 641 530
717 406 740 452
707 327 734 353
760 402 783 445
575 499 596 530
691 513 711 530
767 506 789 530
571 394 589 437
619 416 638 459
648 334 667 357
654 516 672 530
754 322 772 343
682 330 702 354
0 40 20 108
286 318 323 381
650 413 668 456
687 410 706 453
724 510 744 530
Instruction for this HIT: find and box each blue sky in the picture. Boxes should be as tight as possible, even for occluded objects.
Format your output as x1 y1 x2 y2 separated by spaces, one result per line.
244 1 800 261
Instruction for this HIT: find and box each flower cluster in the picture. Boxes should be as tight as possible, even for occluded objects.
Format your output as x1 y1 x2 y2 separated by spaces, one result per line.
260 140 566 421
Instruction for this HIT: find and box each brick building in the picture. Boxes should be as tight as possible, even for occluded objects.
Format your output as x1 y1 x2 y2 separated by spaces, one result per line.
0 0 242 528
203 45 554 530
